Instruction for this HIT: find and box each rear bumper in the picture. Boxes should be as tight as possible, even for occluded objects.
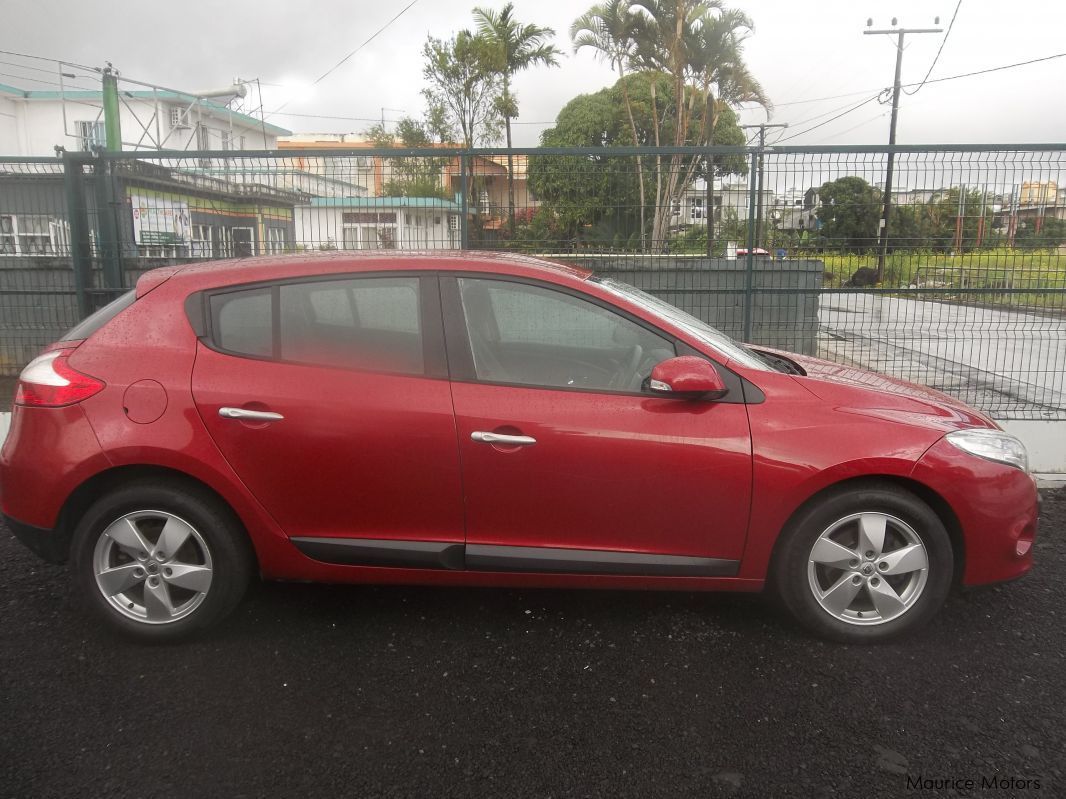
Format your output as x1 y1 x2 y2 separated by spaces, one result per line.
3 513 68 563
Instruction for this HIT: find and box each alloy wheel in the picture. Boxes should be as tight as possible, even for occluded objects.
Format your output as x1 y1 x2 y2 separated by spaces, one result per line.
92 510 214 624
806 512 929 626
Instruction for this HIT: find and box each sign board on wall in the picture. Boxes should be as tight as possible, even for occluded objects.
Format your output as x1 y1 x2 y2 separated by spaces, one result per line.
130 194 190 245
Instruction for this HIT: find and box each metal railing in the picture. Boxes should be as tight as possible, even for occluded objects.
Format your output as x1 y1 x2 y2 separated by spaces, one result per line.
1 144 1064 419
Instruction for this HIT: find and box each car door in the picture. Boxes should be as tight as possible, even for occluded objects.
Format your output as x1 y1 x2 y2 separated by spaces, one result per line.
191 272 466 557
442 274 753 576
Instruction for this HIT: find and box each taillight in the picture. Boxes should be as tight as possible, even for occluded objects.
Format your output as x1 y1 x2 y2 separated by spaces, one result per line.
14 350 105 407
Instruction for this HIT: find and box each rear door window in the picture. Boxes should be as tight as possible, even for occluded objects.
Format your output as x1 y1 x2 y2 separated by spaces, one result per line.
280 276 423 375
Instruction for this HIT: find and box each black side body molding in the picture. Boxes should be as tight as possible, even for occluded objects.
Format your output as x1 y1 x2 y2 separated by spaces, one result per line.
466 544 738 577
292 537 466 570
291 537 740 577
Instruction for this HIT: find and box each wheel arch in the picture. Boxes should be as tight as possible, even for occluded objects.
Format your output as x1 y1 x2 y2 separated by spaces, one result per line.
56 464 259 567
766 474 965 589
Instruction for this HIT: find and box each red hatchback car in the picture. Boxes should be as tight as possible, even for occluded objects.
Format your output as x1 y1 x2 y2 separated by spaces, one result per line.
1 252 1039 642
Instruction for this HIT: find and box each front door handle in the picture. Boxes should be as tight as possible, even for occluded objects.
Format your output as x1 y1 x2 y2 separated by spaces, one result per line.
471 431 536 447
219 407 284 422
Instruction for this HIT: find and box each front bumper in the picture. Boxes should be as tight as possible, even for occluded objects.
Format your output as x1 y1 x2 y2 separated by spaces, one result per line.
3 513 68 563
911 437 1039 586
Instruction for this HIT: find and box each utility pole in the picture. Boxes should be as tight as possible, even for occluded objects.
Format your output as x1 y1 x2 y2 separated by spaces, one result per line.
865 18 941 281
101 63 122 150
741 123 788 250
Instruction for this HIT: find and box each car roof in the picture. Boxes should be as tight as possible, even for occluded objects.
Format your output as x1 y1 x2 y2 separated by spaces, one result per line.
147 251 593 294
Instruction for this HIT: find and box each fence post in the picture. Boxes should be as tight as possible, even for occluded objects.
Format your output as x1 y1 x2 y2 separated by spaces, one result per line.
459 151 469 249
62 151 93 318
92 155 124 294
743 148 759 342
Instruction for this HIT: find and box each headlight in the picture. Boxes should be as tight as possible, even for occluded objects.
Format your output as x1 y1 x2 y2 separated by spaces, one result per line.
945 429 1029 471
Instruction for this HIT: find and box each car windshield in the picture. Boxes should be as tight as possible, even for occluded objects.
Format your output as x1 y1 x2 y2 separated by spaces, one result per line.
592 277 774 372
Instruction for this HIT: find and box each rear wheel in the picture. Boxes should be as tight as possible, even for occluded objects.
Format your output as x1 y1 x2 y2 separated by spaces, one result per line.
71 481 253 642
774 484 953 642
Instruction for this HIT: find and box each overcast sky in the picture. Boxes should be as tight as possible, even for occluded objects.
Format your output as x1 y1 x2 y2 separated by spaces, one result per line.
2 0 1064 147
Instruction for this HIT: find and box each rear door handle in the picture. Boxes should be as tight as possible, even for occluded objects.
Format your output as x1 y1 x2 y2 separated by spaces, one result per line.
219 407 284 422
471 431 536 447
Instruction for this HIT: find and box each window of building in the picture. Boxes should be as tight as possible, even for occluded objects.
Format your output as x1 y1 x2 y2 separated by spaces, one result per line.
196 124 211 150
169 106 190 129
192 225 214 257
267 227 287 254
0 214 69 256
0 216 15 254
77 121 105 151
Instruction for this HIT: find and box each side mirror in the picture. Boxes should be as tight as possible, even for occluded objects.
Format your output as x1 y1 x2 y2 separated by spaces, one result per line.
647 356 728 400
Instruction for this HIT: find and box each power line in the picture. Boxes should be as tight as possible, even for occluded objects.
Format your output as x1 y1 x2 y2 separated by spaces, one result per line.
266 0 421 119
913 50 1066 88
0 48 97 73
775 94 881 143
904 0 963 95
775 50 1066 144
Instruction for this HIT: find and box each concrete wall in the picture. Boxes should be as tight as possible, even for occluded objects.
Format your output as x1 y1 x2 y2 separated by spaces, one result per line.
565 255 825 356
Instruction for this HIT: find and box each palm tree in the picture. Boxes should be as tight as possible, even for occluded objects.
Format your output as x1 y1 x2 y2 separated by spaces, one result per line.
687 7 769 251
571 0 648 247
474 2 562 232
628 0 769 248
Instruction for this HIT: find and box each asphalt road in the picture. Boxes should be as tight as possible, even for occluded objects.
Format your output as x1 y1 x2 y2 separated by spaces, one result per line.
1 492 1063 799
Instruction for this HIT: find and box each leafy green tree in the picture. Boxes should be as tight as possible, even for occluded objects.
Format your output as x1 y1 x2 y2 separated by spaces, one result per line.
473 3 562 229
362 117 451 200
571 0 769 249
816 176 882 252
572 1 647 242
421 31 503 148
527 73 745 248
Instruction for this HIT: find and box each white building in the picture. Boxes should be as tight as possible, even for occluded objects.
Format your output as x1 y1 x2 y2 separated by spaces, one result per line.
672 177 775 230
0 82 289 156
296 197 461 251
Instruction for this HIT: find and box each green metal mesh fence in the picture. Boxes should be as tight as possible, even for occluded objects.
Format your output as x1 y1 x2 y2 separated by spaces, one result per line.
1 145 1063 418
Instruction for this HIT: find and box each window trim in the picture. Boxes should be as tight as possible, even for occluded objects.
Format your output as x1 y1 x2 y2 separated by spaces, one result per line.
191 271 447 380
440 273 751 403
440 273 687 398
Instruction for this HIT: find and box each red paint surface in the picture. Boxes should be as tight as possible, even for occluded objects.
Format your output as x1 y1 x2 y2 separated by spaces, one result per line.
0 252 1038 592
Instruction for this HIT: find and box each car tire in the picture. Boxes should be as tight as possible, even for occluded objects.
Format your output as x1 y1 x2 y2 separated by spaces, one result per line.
773 482 953 643
71 480 254 642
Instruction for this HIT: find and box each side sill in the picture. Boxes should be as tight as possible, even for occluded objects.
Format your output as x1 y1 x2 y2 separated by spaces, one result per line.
466 544 739 577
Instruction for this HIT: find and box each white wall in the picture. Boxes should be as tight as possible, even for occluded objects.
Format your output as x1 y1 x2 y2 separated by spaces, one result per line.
0 96 277 156
295 205 459 251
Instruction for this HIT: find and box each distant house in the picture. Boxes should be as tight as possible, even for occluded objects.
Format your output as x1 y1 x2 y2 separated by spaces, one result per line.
0 158 300 261
295 197 461 251
0 82 289 156
278 136 537 239
672 178 775 231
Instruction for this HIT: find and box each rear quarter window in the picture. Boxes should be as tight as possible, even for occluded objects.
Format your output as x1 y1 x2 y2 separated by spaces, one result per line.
210 288 273 358
62 290 136 341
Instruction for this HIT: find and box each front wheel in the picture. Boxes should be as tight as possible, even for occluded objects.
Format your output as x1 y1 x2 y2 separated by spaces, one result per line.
71 481 254 642
773 484 953 643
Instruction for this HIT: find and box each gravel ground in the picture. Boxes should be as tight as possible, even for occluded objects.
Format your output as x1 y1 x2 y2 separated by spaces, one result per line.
1 490 1062 799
